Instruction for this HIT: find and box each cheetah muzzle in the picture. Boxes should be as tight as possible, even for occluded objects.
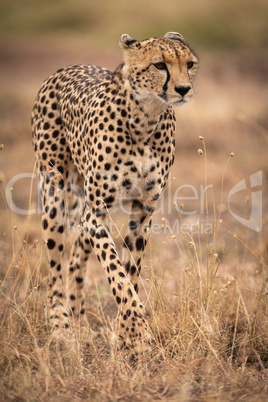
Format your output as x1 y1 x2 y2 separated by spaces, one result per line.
31 32 198 355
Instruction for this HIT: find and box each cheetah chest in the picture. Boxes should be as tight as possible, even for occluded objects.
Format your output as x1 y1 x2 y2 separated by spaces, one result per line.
110 147 163 205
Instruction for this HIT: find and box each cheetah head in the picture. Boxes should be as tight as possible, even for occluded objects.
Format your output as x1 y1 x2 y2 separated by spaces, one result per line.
119 32 198 108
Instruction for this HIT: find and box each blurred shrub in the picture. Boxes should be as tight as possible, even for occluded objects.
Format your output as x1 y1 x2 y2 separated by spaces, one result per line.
0 0 267 50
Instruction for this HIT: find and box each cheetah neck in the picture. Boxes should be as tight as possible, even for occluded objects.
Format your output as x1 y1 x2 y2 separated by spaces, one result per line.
124 80 169 141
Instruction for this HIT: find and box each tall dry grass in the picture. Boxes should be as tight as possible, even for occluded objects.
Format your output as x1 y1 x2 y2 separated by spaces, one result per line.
0 140 267 401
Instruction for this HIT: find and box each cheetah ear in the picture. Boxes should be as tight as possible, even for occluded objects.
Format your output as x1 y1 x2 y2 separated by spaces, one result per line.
163 32 187 44
119 34 139 49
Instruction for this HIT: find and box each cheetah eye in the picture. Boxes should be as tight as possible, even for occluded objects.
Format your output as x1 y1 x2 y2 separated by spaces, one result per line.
154 62 166 70
187 61 194 70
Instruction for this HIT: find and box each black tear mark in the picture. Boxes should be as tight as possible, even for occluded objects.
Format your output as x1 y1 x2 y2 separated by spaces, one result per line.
163 66 170 92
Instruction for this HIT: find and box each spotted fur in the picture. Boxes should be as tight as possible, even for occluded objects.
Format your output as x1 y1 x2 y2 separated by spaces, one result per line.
31 32 198 353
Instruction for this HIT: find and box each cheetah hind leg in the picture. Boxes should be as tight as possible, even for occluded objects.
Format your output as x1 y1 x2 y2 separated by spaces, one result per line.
47 272 70 329
66 230 92 327
63 166 90 325
39 166 71 330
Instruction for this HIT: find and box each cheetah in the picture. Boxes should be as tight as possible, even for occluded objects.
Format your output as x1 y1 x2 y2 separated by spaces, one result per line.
31 32 198 353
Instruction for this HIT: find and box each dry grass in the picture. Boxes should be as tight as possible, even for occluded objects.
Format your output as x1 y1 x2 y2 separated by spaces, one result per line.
0 37 268 400
0 204 267 401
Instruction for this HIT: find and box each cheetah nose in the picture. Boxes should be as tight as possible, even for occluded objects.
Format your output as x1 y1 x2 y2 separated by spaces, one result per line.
175 85 191 97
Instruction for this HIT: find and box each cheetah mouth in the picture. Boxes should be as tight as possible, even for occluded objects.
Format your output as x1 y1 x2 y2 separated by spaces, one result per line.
172 98 189 106
158 93 189 107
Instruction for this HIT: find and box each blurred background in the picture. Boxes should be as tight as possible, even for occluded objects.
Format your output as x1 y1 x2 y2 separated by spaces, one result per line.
0 0 267 274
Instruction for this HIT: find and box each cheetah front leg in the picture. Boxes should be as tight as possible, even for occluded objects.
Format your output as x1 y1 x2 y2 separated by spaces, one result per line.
81 206 151 354
122 200 154 295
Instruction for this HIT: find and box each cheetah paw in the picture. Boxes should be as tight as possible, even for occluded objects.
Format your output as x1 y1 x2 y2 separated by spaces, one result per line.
113 308 152 356
49 304 70 329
